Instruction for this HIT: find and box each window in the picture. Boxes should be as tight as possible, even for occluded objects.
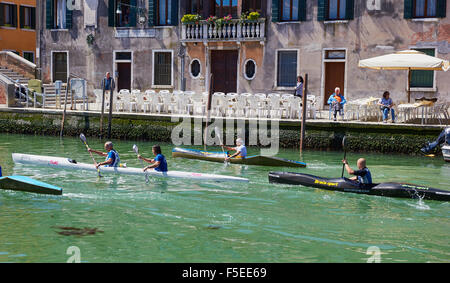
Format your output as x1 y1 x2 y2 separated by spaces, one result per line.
277 51 297 87
20 6 35 29
242 0 262 14
410 48 435 89
23 52 34 63
157 0 173 25
153 51 172 86
213 0 238 18
186 0 204 15
281 0 299 21
115 0 137 27
244 59 256 80
328 0 346 20
414 0 437 18
116 52 132 60
0 3 17 27
190 59 201 78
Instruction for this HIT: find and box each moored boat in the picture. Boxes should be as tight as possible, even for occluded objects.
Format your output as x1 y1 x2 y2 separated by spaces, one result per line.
12 153 249 183
0 175 62 195
172 147 307 167
442 145 450 162
268 172 450 201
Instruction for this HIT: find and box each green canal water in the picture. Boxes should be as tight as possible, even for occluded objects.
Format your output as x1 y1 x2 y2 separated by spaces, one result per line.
0 134 449 263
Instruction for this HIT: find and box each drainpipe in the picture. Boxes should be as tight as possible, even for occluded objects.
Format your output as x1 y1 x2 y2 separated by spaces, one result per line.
178 44 186 91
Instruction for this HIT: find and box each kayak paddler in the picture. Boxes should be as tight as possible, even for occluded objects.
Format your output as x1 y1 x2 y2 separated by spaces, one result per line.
223 138 247 162
138 145 168 172
342 158 373 184
420 127 450 154
88 141 120 168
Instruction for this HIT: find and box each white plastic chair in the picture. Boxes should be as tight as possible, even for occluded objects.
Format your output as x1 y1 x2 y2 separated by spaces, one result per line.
93 89 103 111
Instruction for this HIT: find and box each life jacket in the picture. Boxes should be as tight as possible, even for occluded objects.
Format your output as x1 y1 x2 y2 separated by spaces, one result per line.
334 95 342 103
357 167 373 184
105 149 120 167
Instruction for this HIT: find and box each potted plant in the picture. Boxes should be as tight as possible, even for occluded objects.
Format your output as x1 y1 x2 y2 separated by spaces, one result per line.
240 11 261 23
181 14 202 24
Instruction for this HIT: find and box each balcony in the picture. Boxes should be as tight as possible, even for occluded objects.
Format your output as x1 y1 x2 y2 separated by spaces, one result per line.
181 19 266 43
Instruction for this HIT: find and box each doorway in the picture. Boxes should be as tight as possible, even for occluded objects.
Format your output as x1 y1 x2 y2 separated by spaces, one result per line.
114 51 132 91
210 50 238 93
323 50 346 106
52 51 68 83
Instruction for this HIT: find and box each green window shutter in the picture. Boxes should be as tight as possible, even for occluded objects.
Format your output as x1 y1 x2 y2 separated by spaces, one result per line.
0 4 4 26
20 6 24 28
317 0 328 21
12 4 17 27
148 0 156 26
31 7 36 29
411 49 435 88
108 0 115 27
129 0 137 26
46 0 54 29
404 0 413 19
437 0 447 18
272 0 280 22
66 4 73 29
170 0 178 26
299 0 307 21
346 0 354 20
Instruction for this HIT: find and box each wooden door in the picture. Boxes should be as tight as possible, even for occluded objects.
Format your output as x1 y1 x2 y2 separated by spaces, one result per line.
117 62 131 91
211 50 238 94
53 52 67 83
324 62 345 106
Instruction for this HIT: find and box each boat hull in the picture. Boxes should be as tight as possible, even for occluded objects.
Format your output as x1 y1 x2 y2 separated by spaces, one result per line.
172 147 306 167
0 176 62 195
442 145 450 163
12 153 249 183
268 172 450 201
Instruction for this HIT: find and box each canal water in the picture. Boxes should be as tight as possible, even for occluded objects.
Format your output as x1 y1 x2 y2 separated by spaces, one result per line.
0 134 448 263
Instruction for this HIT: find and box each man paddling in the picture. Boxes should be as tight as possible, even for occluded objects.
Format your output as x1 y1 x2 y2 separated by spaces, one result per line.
420 127 450 154
88 141 120 168
342 158 372 184
138 145 168 172
223 138 247 162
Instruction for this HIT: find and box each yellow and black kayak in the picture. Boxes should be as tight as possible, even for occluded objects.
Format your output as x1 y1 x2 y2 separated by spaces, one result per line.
172 147 307 167
268 172 450 201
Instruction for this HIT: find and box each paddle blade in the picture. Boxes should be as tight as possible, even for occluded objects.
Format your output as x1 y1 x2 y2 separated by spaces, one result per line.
133 144 139 155
79 133 87 143
215 127 222 143
342 136 347 150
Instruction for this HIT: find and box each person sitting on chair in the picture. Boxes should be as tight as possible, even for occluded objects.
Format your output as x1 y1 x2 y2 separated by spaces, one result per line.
378 91 395 123
327 87 347 121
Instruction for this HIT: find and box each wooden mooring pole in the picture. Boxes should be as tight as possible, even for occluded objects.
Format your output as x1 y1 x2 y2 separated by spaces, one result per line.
204 74 213 150
300 74 308 157
99 80 106 139
60 77 70 138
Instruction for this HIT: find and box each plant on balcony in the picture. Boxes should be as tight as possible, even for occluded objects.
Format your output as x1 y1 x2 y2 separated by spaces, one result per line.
240 11 261 23
181 14 202 24
207 15 233 28
86 33 95 46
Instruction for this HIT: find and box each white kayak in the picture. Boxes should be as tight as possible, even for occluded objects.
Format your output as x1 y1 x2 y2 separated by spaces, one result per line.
12 153 249 183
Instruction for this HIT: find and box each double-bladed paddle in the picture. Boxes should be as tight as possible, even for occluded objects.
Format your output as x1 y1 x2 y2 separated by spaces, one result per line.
341 136 347 178
133 144 149 183
215 127 229 165
79 133 102 178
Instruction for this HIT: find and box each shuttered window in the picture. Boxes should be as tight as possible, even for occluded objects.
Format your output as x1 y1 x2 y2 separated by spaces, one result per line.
114 0 137 27
1 3 17 27
277 51 297 87
154 52 172 86
272 0 306 22
318 0 354 21
405 0 446 18
20 6 36 29
23 52 35 63
46 0 72 29
410 49 435 88
157 0 178 26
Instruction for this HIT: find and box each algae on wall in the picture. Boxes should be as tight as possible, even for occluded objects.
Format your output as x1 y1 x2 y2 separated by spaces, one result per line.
0 111 442 155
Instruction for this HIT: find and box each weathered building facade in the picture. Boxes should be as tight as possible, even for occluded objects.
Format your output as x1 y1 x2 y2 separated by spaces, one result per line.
38 0 449 109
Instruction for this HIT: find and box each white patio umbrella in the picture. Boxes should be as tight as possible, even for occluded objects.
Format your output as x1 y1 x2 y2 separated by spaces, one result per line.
358 50 449 102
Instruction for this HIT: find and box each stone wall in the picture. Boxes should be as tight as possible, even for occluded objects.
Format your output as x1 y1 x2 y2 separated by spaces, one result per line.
0 108 444 155
0 51 36 79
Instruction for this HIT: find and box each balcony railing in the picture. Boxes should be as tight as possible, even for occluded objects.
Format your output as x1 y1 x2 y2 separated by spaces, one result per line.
181 19 266 42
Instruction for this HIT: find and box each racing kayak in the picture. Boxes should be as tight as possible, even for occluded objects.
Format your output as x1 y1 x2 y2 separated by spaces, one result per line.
12 153 249 183
172 147 307 167
268 172 450 201
0 175 62 195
